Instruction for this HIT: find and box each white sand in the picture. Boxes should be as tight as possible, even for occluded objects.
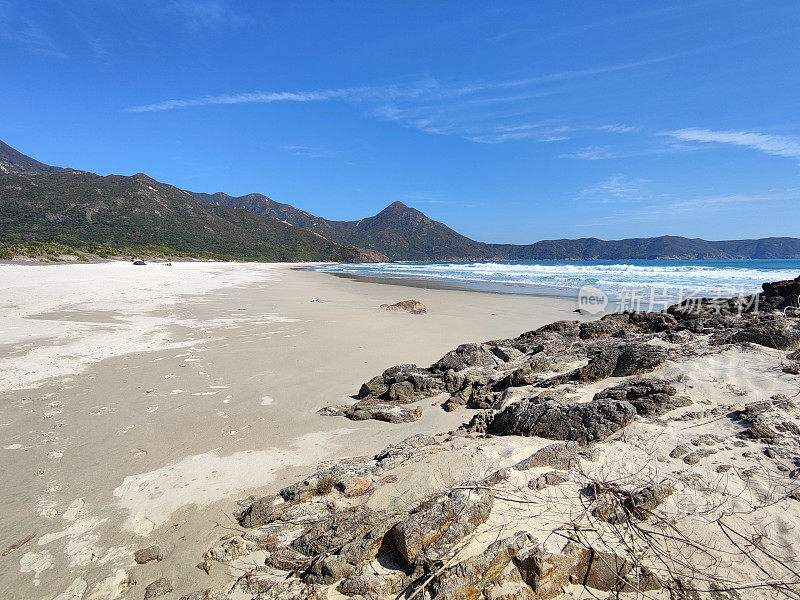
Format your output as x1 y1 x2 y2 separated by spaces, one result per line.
0 261 289 391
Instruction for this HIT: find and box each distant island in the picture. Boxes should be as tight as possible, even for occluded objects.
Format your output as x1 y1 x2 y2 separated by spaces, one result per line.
2 139 799 262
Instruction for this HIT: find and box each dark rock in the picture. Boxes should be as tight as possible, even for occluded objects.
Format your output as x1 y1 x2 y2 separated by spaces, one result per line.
485 396 636 445
594 379 690 417
134 545 163 564
143 578 173 599
611 343 667 377
432 343 497 372
346 402 422 423
358 375 388 400
724 317 800 351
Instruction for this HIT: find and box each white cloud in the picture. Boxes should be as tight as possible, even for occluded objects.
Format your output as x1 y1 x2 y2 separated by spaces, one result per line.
665 128 800 162
578 175 650 203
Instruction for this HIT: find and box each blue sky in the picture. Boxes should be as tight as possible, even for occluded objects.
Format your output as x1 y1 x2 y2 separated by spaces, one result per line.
2 1 799 243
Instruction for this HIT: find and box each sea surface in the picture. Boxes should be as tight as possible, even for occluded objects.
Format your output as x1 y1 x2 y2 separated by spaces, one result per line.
313 259 800 310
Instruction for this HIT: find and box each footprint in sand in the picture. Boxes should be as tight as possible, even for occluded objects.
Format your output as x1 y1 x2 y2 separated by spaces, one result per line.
115 425 135 436
216 411 229 419
146 405 159 414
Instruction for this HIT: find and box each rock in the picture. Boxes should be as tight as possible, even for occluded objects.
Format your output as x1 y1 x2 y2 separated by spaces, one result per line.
716 464 732 473
387 381 415 403
380 299 427 314
432 343 497 372
485 396 636 445
719 317 800 351
143 578 172 599
374 433 437 470
430 533 532 600
133 545 163 564
179 591 227 600
594 379 690 417
338 476 372 498
514 543 582 598
390 489 494 566
684 449 716 465
358 375 388 399
612 343 668 377
266 548 310 571
304 554 349 585
528 471 570 491
346 402 422 423
516 542 660 596
513 442 580 471
291 505 386 557
237 494 283 528
669 444 691 459
203 536 258 563
337 571 410 598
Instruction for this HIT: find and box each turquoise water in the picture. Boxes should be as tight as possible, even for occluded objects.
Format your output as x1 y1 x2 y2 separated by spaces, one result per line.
313 259 800 304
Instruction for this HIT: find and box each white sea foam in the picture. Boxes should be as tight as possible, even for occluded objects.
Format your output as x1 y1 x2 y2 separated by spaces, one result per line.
315 260 800 300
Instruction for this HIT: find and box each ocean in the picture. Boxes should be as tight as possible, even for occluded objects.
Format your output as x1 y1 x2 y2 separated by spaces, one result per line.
312 259 800 311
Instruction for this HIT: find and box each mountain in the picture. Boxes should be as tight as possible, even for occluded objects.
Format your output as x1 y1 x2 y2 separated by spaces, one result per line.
2 140 799 262
200 191 498 261
488 236 800 260
0 140 67 175
0 169 381 262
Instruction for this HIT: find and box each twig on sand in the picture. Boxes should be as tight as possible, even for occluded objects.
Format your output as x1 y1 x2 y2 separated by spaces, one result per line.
2 533 36 556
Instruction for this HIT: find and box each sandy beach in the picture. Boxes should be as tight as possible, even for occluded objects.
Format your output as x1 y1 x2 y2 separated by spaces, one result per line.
0 261 580 599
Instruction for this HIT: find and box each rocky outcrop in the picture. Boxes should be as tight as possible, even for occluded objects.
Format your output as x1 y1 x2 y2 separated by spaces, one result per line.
470 394 636 444
594 379 691 417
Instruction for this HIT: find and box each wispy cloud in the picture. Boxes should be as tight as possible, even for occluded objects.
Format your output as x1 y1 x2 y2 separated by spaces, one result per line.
0 1 67 58
578 175 651 204
126 82 438 113
664 128 800 162
162 0 244 29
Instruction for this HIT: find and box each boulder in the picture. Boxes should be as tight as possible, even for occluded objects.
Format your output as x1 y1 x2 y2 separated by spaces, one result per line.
430 533 533 600
380 299 427 314
347 402 422 423
485 396 636 444
611 343 668 377
390 489 494 566
133 545 163 564
143 578 173 599
432 343 497 372
513 442 580 471
594 379 689 417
